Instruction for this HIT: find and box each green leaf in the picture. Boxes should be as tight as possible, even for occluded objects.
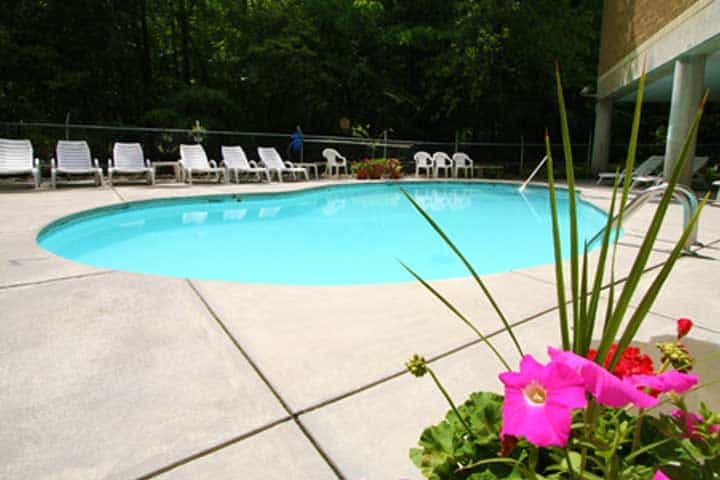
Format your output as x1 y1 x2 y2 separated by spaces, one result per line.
544 131 570 350
399 187 522 359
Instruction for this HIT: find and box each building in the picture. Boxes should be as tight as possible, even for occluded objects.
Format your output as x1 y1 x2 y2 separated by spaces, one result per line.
591 0 720 185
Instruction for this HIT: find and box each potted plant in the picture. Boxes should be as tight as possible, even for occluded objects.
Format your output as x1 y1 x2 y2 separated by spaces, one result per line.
387 158 402 179
369 158 386 179
352 158 370 180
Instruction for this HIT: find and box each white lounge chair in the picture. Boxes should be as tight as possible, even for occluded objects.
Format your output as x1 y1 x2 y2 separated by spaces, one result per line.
414 151 433 178
631 156 709 188
452 152 473 178
257 147 309 182
108 142 155 186
179 144 225 184
221 145 270 183
596 155 663 185
51 140 103 188
0 138 41 189
432 152 453 178
322 148 349 177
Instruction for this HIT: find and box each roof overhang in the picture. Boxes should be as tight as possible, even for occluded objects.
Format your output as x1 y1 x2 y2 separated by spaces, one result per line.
597 0 720 102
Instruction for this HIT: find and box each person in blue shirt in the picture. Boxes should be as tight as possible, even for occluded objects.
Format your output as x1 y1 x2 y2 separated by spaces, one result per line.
287 126 303 163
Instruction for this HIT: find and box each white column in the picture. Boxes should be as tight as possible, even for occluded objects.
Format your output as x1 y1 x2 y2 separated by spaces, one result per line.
590 99 613 174
664 56 706 185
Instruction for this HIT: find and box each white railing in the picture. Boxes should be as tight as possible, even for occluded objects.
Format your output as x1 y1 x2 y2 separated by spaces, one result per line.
518 155 548 192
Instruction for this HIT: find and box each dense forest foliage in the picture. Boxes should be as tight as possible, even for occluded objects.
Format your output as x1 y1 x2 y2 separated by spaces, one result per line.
2 0 604 141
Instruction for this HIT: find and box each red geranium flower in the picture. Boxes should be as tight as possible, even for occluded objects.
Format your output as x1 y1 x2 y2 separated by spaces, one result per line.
677 318 693 339
587 344 654 378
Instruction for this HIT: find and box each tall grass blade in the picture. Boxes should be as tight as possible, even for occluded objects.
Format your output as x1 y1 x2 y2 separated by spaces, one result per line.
584 172 621 353
610 194 709 369
544 130 570 350
578 243 589 352
555 62 580 351
398 260 511 371
593 67 648 362
399 188 524 357
597 91 708 365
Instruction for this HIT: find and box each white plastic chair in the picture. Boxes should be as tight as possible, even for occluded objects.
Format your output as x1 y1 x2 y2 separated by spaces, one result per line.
109 142 154 186
179 144 225 184
322 148 348 177
221 146 270 183
414 151 433 178
0 138 41 189
257 147 309 182
432 152 453 178
51 141 102 188
452 152 474 178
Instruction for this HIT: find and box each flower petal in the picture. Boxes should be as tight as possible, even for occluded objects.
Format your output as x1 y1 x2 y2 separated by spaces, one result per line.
549 347 658 408
625 371 698 394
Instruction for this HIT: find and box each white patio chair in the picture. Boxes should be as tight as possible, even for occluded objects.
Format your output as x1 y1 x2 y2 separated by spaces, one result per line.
257 147 309 182
179 144 225 185
632 156 709 188
51 140 103 188
0 138 41 189
432 152 453 178
322 148 348 177
713 179 720 202
414 151 433 178
596 155 663 185
221 145 270 183
452 152 474 178
108 142 155 186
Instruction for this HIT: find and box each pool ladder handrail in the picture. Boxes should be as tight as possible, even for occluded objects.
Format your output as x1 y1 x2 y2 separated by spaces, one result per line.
588 183 699 252
518 155 548 192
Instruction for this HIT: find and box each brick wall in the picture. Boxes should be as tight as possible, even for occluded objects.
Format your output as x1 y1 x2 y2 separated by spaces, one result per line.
598 0 700 74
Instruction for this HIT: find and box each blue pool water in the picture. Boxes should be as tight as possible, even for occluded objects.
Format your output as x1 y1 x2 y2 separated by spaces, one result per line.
38 183 610 285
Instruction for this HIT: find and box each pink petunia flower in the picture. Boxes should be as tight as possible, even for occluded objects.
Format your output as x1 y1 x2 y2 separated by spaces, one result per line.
624 371 698 395
672 409 704 439
548 347 658 408
653 471 670 480
499 355 586 447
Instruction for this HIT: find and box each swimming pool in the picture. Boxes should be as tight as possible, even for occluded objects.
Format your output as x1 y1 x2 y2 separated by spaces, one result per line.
38 182 610 285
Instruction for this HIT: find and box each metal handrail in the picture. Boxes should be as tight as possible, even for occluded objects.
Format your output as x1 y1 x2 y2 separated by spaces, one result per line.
518 155 548 192
589 183 699 252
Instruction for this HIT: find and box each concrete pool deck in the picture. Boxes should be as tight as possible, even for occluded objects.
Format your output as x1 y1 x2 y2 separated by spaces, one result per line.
1 178 718 479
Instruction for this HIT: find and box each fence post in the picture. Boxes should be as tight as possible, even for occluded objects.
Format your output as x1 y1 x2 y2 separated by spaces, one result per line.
454 131 459 153
520 136 525 174
586 131 593 169
65 112 70 140
383 129 387 159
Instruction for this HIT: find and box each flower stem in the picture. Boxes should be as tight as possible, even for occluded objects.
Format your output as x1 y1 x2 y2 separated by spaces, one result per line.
632 408 645 452
528 446 539 480
427 367 474 438
564 448 577 479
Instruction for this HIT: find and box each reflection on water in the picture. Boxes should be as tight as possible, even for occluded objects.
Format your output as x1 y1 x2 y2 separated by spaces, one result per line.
38 182 610 284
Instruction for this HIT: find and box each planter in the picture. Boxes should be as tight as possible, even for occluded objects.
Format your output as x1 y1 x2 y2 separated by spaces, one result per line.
356 168 369 180
369 164 384 179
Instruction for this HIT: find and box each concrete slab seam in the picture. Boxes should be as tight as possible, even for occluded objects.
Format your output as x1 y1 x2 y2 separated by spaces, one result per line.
133 416 294 480
0 270 114 291
179 279 346 480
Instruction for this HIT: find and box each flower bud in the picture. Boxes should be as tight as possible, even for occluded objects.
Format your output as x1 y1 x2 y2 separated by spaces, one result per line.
677 318 693 339
405 354 428 377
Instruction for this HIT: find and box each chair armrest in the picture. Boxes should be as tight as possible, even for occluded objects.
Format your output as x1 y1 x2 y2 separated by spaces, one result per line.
338 154 347 164
51 157 57 168
93 158 100 168
34 157 40 168
220 160 228 168
249 160 259 168
178 159 185 168
209 160 218 168
108 158 114 168
146 158 152 168
284 161 295 168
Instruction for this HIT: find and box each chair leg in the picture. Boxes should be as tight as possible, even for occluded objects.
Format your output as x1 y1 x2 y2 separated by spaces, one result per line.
51 170 57 189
